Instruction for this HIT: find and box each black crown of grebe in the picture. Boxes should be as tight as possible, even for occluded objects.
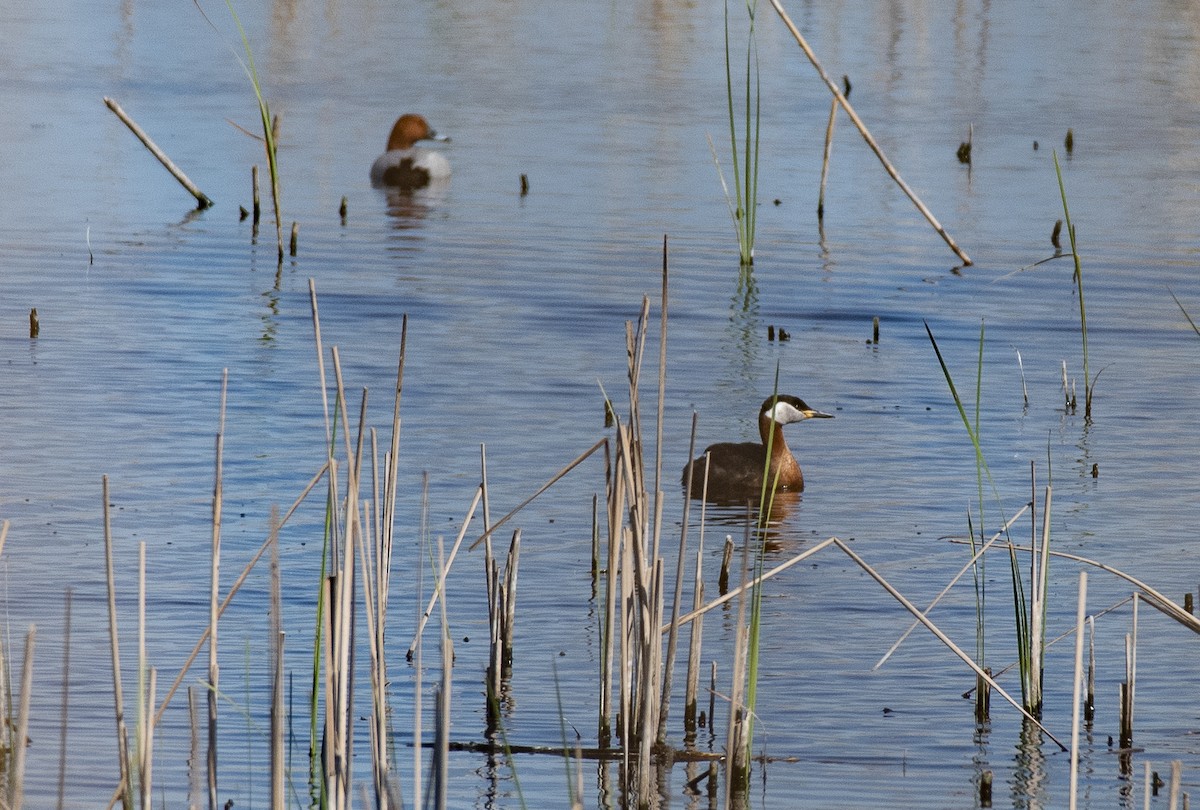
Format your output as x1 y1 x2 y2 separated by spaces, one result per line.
682 394 832 501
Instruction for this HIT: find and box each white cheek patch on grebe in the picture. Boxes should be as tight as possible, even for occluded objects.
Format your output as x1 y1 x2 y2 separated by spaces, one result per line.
765 400 806 424
764 399 833 424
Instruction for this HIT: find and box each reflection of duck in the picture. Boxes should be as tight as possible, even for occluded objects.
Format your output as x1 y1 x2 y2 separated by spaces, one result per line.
370 114 450 190
682 394 832 501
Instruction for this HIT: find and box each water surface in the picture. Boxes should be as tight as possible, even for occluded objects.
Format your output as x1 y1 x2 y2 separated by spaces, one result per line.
3 1 1200 807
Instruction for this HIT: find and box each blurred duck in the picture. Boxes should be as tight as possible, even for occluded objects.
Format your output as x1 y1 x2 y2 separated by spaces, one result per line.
370 114 450 190
682 394 832 501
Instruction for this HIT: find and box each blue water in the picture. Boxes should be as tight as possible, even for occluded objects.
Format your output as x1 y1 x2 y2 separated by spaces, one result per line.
2 1 1200 807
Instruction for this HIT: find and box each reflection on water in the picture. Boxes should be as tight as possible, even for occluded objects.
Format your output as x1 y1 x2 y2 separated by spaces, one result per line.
1011 717 1050 810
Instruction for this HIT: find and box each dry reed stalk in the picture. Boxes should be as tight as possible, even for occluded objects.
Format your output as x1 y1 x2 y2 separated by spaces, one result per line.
102 97 213 209
11 626 34 810
719 534 734 594
724 524 753 801
1027 485 1053 714
957 540 1200 635
433 538 453 810
102 475 134 810
409 486 482 657
833 538 1066 749
187 688 200 809
598 438 619 745
251 166 261 224
485 529 522 722
1085 615 1096 723
664 537 839 633
359 331 408 808
650 237 669 559
269 508 285 810
308 281 333 445
684 457 712 736
137 542 155 810
610 414 662 798
875 504 1031 669
153 461 328 727
763 2 972 266
817 95 837 219
381 314 407 607
207 369 228 810
139 669 156 810
355 522 392 807
1169 760 1182 810
1131 593 1139 725
323 353 363 810
1068 571 1088 810
137 542 147 782
56 588 71 810
469 438 607 552
708 661 717 739
683 548 705 735
659 410 699 744
1120 594 1139 749
1144 762 1152 809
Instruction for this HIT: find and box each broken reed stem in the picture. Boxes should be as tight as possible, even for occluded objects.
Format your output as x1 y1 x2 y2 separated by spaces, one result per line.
56 587 71 810
252 166 261 224
663 537 839 633
103 97 214 209
153 461 327 728
874 503 1031 670
11 626 35 810
817 95 837 219
764 1 972 266
1068 571 1088 810
408 486 482 657
834 538 1066 750
139 669 156 810
469 438 606 551
102 475 134 810
207 369 228 810
719 533 734 594
956 540 1200 635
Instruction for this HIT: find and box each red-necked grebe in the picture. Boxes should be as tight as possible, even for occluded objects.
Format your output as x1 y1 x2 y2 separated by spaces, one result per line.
370 114 451 190
682 394 832 500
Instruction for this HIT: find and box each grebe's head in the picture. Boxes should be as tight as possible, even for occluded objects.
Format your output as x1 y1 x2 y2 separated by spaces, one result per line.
760 394 834 424
385 114 443 151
